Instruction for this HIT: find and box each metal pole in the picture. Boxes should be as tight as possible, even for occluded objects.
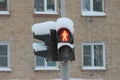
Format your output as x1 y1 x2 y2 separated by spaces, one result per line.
60 0 66 17
60 0 70 80
61 61 70 80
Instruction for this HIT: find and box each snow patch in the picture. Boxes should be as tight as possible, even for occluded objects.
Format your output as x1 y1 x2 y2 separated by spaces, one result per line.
57 43 74 49
33 43 47 52
32 21 56 35
56 17 74 34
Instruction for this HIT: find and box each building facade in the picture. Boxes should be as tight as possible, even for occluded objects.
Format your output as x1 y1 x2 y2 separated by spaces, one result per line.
0 0 120 80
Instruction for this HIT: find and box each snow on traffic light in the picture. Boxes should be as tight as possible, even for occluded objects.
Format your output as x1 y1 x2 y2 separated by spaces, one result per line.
32 21 57 61
32 17 75 61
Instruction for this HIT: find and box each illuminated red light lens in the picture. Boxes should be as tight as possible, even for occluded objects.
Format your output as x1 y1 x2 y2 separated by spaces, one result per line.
58 28 71 42
61 30 69 42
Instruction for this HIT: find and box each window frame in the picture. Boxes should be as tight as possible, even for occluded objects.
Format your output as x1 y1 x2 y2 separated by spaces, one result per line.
0 0 10 15
0 42 11 71
82 43 106 70
34 56 59 71
81 0 106 16
34 0 58 14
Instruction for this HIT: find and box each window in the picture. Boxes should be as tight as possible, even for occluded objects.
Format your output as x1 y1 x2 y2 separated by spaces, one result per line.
82 0 105 16
34 0 57 14
82 43 105 70
0 0 9 14
35 56 59 70
0 42 11 71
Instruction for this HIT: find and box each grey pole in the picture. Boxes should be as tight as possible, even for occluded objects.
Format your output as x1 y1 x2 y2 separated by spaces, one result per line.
60 0 66 17
60 0 70 80
61 61 70 80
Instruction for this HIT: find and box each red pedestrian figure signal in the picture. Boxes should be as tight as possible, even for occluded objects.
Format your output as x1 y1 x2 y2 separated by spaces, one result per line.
62 30 69 42
58 28 71 42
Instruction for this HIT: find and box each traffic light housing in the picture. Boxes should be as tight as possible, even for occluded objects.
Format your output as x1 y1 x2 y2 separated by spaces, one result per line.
32 21 58 61
57 28 75 61
32 30 59 61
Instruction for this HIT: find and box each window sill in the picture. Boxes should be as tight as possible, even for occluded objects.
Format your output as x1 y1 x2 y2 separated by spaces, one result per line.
0 11 10 15
0 67 12 72
34 11 58 15
34 67 60 71
82 67 106 70
82 11 106 16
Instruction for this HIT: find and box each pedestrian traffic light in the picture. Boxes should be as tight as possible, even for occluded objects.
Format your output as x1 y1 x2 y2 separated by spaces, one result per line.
32 17 75 62
57 28 75 61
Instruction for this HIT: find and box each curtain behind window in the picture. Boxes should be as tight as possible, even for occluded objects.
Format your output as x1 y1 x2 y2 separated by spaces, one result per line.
36 56 57 67
94 45 103 66
82 0 90 11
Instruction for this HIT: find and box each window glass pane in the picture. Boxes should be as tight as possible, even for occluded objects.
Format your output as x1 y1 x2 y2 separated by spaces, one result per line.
0 0 7 11
93 0 102 11
47 0 55 11
94 45 103 66
35 0 44 11
82 0 90 11
84 56 91 66
83 45 91 55
0 56 7 67
36 56 45 66
0 45 7 55
83 45 92 66
0 45 8 67
47 61 57 66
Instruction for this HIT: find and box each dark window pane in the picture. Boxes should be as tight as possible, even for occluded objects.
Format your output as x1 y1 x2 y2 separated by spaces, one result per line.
82 0 90 11
0 56 7 67
0 45 8 67
0 45 7 56
83 45 92 66
0 0 7 11
84 56 91 66
47 61 57 66
83 45 91 55
94 45 103 66
35 0 44 11
47 0 55 11
93 0 103 11
36 56 45 66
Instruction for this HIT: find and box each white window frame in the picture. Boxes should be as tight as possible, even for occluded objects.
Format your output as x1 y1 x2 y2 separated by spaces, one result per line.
0 0 10 15
0 42 11 71
82 43 106 70
34 0 58 14
34 56 59 71
81 0 106 16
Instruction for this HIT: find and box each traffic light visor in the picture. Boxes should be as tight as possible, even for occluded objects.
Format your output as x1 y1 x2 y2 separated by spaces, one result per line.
57 28 71 42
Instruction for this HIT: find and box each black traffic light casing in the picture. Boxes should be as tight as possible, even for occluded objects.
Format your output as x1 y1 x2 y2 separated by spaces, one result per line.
48 29 58 61
33 29 58 61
